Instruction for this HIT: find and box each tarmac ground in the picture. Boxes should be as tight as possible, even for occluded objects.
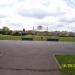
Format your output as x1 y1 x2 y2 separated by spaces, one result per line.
0 40 75 75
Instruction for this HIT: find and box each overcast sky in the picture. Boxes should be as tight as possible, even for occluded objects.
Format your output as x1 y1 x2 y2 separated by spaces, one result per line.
0 0 75 31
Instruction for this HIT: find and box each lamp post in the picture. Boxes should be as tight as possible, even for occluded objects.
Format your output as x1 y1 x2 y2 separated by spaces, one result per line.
32 26 34 39
46 27 48 36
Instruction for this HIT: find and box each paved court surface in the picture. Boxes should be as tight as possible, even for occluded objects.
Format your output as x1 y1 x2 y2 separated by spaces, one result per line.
0 40 75 75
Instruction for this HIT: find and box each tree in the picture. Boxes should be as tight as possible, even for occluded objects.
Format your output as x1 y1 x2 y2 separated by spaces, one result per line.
23 28 25 32
12 31 21 36
2 27 10 35
0 29 2 34
22 28 26 35
8 30 13 35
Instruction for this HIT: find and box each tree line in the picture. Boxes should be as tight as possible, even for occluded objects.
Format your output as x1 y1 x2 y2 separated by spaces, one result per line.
0 27 24 36
0 26 75 37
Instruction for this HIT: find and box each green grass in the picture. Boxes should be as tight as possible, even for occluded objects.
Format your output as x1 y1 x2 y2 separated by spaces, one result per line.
55 55 75 75
0 34 75 42
0 34 21 40
33 35 47 41
59 37 75 42
22 35 75 41
22 35 47 41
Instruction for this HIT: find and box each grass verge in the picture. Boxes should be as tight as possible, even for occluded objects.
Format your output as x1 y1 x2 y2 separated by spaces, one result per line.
55 55 75 75
59 37 75 42
0 34 75 42
0 34 21 40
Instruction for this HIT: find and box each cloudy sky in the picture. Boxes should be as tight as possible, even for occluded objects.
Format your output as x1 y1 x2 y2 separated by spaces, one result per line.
0 0 75 31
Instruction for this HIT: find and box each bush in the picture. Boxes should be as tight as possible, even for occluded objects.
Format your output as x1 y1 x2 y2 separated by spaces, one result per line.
47 36 59 41
21 36 33 40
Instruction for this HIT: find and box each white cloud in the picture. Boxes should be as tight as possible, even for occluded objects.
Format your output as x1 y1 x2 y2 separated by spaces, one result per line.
0 0 75 32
